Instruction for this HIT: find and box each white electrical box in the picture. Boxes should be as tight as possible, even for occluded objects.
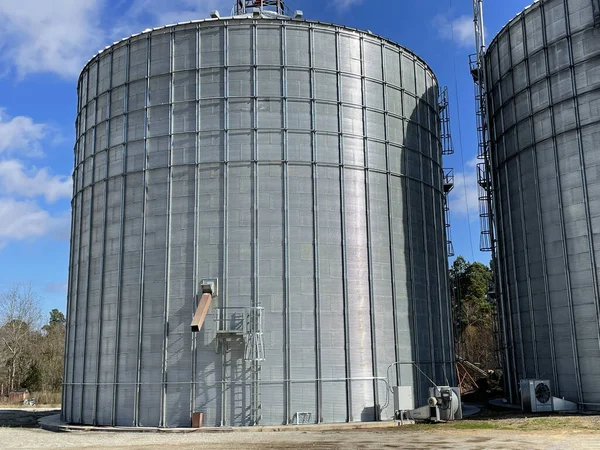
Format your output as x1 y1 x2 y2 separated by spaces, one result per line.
393 386 414 412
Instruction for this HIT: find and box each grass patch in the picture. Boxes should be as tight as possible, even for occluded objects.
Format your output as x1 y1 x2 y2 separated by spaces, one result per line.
0 391 61 408
447 421 499 430
405 421 501 431
31 391 61 405
406 416 600 432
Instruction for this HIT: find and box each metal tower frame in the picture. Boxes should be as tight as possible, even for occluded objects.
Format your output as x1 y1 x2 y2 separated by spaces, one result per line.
469 0 494 253
235 0 288 15
469 0 514 403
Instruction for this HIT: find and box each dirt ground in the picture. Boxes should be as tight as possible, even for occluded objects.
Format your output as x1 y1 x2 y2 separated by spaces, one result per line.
1 409 600 449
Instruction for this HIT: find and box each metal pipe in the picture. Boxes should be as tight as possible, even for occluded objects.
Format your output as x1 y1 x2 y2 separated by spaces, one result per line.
281 22 292 426
190 22 201 422
133 33 152 427
220 20 230 428
160 32 174 426
335 27 353 423
402 51 421 404
93 52 112 424
111 40 131 425
414 60 437 390
360 34 379 421
251 20 261 427
64 376 390 386
382 42 402 392
308 23 323 424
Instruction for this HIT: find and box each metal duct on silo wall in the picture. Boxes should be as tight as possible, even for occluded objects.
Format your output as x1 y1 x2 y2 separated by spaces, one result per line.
63 12 455 427
486 0 600 407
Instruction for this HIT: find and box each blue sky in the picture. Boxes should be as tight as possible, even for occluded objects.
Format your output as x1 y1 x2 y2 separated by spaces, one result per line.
0 0 532 317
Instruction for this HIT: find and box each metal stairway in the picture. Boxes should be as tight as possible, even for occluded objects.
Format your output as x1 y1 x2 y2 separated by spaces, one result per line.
215 306 265 425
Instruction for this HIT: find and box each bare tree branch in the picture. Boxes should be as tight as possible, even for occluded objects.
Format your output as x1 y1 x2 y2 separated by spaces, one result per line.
0 283 42 391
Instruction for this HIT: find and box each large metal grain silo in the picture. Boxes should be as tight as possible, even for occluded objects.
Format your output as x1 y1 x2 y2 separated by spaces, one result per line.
486 0 600 406
63 2 454 427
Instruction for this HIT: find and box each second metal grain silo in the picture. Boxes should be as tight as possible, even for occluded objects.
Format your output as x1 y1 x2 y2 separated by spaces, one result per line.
62 1 455 427
484 0 600 407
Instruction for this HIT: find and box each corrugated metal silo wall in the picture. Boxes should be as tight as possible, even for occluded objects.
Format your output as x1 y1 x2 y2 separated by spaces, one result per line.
486 0 600 406
63 17 454 427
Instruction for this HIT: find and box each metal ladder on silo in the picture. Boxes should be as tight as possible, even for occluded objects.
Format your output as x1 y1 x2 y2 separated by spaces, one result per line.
244 307 265 425
469 0 495 255
442 169 455 258
470 0 511 401
438 87 455 258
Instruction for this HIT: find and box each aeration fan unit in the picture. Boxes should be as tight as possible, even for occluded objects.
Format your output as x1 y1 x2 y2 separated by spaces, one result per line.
395 386 462 423
520 380 578 413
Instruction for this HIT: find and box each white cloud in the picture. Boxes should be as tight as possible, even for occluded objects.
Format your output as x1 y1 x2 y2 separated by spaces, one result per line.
110 0 230 42
0 109 48 157
434 14 476 48
449 159 480 221
0 0 237 78
332 0 363 9
0 198 70 246
2 0 326 78
0 160 72 203
0 0 104 78
0 107 71 249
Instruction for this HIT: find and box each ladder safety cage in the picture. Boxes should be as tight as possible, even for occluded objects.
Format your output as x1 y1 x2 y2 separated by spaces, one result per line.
442 168 455 258
438 87 455 156
470 0 495 254
438 86 455 258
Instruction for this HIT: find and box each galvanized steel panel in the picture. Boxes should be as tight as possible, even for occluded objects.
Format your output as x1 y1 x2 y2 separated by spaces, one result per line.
64 15 453 427
487 0 600 407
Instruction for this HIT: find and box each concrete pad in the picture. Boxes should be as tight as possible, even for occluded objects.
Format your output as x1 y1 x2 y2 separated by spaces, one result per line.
39 414 414 434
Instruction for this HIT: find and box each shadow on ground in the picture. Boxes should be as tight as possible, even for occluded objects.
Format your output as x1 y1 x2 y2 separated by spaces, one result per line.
0 409 60 428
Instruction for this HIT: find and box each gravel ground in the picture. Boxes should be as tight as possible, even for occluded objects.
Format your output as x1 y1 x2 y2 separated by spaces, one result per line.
1 426 600 449
1 409 600 449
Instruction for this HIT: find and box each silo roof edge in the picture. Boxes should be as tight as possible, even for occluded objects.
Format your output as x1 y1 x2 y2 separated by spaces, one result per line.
78 16 438 87
486 0 540 53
